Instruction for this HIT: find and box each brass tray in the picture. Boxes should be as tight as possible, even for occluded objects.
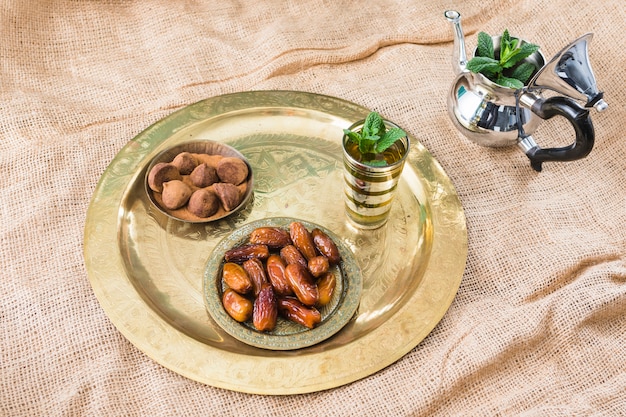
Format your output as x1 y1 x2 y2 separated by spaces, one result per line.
84 90 467 395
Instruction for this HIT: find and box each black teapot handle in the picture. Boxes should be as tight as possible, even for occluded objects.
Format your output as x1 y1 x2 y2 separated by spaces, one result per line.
525 96 595 172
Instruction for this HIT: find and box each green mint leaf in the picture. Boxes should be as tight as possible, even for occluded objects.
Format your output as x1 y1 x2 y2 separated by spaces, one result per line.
496 76 524 89
362 134 380 142
363 112 384 138
359 138 377 154
507 42 540 67
344 129 362 143
466 56 501 78
500 48 522 68
509 61 536 84
518 42 539 58
375 127 407 153
502 41 540 68
500 29 512 58
361 125 370 138
343 128 359 138
476 32 494 58
500 45 519 65
517 43 539 61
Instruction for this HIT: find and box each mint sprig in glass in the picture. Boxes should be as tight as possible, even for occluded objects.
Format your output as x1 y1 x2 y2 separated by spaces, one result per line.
342 111 408 167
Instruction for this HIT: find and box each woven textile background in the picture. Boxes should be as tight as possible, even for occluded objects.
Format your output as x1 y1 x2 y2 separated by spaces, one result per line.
1 1 625 416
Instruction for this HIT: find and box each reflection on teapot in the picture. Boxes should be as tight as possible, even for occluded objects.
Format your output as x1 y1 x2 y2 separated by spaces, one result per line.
444 10 607 171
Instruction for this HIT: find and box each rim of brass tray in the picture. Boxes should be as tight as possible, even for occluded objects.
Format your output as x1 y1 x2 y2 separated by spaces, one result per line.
83 90 467 395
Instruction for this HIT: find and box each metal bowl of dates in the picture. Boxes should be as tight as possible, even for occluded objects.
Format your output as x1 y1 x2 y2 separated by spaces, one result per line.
203 217 362 351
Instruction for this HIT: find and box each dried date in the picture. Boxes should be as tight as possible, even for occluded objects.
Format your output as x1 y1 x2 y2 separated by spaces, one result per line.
249 227 292 249
278 297 321 329
222 288 253 322
243 258 268 297
224 244 270 264
284 264 319 306
266 254 293 296
312 228 341 265
222 262 253 294
279 244 308 270
289 221 317 261
316 271 336 306
253 284 277 331
308 255 329 278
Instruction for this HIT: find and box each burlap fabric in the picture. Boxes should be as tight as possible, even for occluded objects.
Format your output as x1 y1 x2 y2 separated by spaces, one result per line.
2 1 624 415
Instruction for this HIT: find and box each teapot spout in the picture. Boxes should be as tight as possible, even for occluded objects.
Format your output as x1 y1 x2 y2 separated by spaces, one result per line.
444 10 468 75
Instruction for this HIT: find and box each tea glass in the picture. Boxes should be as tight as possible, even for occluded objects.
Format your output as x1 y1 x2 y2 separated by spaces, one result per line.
342 119 410 229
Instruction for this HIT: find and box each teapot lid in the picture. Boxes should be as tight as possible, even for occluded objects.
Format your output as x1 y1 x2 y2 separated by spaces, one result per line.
527 33 607 112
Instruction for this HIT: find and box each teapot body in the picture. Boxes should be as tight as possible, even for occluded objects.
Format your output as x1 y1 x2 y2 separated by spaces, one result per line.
447 71 543 148
446 36 547 148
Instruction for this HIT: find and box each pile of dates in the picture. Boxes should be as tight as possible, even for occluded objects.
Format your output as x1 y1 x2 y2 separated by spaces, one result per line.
221 221 341 332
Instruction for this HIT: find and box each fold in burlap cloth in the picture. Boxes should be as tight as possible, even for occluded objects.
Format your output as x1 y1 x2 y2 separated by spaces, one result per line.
1 1 624 415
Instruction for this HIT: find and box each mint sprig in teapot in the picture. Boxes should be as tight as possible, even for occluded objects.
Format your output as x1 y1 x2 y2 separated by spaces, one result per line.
444 10 607 171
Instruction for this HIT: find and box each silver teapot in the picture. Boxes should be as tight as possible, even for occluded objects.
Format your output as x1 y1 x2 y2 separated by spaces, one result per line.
444 10 607 171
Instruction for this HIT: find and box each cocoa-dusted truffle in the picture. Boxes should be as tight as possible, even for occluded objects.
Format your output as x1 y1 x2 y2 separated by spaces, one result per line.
217 157 249 185
172 152 198 175
190 163 219 188
214 182 242 211
148 163 182 193
161 180 192 210
188 188 220 218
